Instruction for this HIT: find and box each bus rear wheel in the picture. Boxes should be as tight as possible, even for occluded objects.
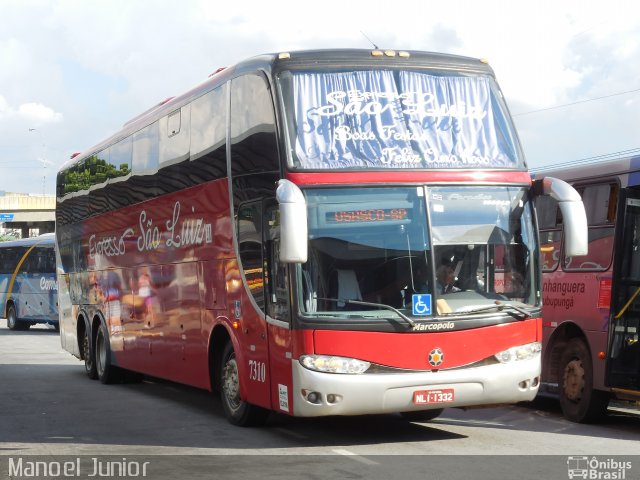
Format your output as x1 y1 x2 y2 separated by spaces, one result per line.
220 342 269 427
559 338 609 423
83 325 98 379
6 304 29 331
95 321 121 384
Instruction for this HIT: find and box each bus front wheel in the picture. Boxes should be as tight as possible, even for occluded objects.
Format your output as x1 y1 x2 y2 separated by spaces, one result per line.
559 338 609 423
220 342 269 427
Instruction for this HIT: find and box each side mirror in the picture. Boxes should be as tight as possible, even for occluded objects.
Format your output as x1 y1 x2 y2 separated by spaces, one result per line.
276 179 308 263
533 177 588 256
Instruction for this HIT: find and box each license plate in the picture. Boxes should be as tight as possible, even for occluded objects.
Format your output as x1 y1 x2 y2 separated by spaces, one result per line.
413 388 454 405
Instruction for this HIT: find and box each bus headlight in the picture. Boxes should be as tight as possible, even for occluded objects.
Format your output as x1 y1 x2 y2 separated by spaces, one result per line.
494 342 542 363
300 355 371 374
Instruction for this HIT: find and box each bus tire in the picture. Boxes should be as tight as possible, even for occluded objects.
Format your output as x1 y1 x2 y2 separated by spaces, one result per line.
82 323 98 380
220 342 269 427
400 408 444 422
95 321 121 384
6 304 29 331
559 338 609 423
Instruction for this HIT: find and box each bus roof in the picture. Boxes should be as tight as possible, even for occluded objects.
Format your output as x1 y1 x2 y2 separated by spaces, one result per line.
531 154 640 185
0 233 55 248
59 48 496 173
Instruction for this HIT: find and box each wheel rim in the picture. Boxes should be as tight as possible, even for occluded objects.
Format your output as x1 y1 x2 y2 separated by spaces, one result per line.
222 354 242 413
7 308 15 328
83 331 93 371
96 331 106 377
563 358 585 402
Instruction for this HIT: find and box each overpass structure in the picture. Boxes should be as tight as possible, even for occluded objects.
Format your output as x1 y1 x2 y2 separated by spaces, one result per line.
0 192 55 238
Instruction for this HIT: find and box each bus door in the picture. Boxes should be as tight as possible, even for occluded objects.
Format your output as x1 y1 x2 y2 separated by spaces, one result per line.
263 202 294 414
608 190 640 390
237 200 272 407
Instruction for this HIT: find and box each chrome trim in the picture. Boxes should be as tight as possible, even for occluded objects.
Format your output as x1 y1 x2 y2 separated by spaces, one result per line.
291 356 540 416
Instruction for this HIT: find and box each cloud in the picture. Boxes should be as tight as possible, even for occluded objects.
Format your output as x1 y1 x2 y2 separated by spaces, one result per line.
0 96 63 124
18 102 63 124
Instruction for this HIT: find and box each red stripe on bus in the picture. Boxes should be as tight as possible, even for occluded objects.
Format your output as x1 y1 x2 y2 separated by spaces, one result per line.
286 170 532 186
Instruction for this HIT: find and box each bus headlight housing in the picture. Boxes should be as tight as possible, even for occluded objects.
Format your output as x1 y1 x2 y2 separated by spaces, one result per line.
300 355 371 374
494 342 542 363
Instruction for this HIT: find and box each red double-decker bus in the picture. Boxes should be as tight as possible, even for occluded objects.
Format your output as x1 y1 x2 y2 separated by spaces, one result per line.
535 155 640 422
56 49 586 426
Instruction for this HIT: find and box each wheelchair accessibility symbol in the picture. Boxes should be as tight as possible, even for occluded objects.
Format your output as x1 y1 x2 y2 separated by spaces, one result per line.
412 294 432 316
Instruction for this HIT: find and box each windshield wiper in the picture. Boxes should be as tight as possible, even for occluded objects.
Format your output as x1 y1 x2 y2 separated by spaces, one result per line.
445 300 531 319
317 297 416 328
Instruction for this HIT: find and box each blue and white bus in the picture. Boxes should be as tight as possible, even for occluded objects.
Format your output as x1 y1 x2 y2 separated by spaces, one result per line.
0 233 58 331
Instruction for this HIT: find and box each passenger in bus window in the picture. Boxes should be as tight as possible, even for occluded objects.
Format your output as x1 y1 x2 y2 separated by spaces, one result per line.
436 265 460 294
505 271 525 298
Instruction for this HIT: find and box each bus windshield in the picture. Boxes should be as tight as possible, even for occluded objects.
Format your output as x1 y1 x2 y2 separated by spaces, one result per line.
278 69 525 170
298 186 538 321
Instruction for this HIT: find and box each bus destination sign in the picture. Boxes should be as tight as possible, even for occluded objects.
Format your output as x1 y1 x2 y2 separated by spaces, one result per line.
325 208 409 224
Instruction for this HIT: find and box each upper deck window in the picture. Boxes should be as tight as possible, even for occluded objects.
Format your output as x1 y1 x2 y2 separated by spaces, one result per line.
278 69 524 170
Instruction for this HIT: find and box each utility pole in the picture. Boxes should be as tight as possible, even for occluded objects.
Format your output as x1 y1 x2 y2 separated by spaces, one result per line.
29 128 52 196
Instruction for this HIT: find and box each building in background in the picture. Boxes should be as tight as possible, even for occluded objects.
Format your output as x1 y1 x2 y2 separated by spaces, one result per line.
0 191 55 239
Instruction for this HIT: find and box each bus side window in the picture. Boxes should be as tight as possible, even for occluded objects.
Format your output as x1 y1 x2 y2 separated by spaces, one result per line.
535 195 561 272
230 73 279 176
132 122 160 175
582 183 617 225
190 85 227 173
540 231 562 271
160 105 190 166
0 248 10 274
22 249 37 274
563 183 617 271
109 137 133 182
12 247 28 274
45 247 56 272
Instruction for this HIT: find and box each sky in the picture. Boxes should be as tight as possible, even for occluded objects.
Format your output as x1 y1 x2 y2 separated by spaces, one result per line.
1 0 638 195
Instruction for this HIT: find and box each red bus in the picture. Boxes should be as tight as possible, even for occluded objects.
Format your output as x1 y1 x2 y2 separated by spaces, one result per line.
535 155 640 422
56 49 586 426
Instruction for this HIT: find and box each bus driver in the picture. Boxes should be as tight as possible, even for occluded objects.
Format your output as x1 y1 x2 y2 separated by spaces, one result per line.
436 265 460 294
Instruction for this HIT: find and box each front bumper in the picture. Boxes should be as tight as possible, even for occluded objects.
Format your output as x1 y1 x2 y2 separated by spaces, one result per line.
291 357 540 417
